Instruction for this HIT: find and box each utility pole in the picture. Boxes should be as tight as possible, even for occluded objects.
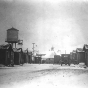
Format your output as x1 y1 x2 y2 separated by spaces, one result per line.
32 43 35 57
32 43 35 63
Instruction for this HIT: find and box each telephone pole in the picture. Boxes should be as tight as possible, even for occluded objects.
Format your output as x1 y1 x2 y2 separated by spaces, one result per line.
32 43 35 57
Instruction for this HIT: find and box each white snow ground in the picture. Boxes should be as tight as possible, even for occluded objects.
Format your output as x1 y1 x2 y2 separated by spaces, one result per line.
0 64 88 88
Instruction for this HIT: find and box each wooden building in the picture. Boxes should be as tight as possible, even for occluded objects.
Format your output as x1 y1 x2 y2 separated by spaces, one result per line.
54 55 61 64
70 50 78 64
35 54 46 64
28 52 32 64
76 48 85 64
34 56 41 64
23 50 32 64
83 44 88 66
23 52 29 63
14 48 23 65
0 44 14 66
42 51 55 64
45 58 54 64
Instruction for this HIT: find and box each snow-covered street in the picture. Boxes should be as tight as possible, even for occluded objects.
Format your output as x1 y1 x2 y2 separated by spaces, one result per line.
0 64 88 88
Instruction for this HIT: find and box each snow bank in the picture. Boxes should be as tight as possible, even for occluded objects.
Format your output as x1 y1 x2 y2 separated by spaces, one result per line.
79 63 87 68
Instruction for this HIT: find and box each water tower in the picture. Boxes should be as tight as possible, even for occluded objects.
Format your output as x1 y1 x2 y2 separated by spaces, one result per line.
5 27 19 48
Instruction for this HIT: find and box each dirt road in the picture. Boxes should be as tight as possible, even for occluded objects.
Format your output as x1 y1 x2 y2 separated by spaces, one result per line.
0 64 88 88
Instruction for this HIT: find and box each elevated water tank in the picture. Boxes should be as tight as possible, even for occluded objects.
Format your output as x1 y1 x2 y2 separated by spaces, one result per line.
6 27 19 43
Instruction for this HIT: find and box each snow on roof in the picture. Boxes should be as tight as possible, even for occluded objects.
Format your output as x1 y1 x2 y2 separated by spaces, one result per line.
7 27 19 31
13 48 21 52
83 44 88 50
0 44 12 49
72 50 76 53
76 48 84 52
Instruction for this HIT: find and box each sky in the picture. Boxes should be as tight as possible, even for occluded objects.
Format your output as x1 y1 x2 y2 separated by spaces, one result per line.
0 0 88 54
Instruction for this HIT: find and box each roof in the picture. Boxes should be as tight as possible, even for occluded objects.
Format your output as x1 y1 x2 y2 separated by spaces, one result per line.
7 27 19 31
72 50 76 53
0 44 12 49
13 48 21 52
36 54 46 56
83 44 88 50
76 48 84 52
61 54 70 57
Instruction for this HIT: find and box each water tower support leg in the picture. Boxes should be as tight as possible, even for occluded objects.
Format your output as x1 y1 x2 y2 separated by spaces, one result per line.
12 43 13 48
15 43 16 48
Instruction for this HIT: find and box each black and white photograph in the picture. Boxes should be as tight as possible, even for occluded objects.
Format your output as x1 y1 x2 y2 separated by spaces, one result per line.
0 0 88 88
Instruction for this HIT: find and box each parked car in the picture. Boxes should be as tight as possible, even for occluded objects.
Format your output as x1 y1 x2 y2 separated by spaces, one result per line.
60 54 70 66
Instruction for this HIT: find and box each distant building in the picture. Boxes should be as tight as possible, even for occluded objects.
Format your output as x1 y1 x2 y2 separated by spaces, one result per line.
42 50 56 64
76 48 85 64
70 50 77 64
83 44 88 66
54 55 61 64
13 48 23 65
